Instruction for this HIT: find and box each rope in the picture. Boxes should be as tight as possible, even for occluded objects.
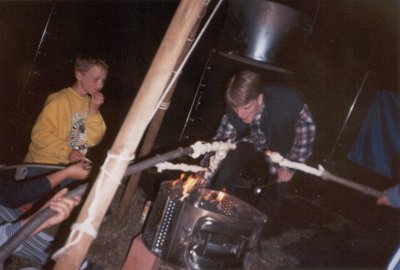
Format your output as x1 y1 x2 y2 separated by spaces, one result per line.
52 151 135 260
159 102 170 110
149 0 224 121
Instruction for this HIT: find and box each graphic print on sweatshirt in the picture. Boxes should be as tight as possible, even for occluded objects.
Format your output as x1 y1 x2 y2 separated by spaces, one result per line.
66 112 88 154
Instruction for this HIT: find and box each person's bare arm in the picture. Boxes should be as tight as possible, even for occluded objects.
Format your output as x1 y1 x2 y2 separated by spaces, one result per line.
20 188 81 236
46 161 91 188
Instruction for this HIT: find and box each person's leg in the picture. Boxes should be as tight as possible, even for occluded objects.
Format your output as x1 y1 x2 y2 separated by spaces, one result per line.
212 142 257 195
0 206 52 265
14 232 53 265
256 179 289 237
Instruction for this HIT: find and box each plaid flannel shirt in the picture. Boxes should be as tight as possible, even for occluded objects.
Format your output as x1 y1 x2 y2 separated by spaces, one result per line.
202 104 315 177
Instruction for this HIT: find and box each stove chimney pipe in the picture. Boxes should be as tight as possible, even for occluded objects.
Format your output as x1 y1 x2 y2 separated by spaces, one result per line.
218 0 311 74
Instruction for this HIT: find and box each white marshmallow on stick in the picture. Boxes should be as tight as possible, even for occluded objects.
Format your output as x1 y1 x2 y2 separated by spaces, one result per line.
266 151 384 198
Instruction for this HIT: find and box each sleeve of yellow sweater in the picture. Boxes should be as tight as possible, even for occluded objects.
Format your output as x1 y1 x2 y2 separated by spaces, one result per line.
29 95 72 163
85 112 106 147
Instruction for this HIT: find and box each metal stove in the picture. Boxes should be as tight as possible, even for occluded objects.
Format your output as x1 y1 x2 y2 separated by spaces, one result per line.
142 180 267 270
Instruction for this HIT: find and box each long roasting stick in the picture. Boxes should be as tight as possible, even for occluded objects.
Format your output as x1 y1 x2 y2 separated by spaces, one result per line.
266 151 384 198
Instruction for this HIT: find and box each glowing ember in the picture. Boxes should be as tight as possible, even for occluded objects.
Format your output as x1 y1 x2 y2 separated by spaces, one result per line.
216 191 225 201
172 174 185 187
174 174 225 203
203 191 213 201
182 175 198 196
197 177 207 187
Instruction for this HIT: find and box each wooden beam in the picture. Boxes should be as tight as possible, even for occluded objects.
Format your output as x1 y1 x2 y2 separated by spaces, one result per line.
115 2 207 222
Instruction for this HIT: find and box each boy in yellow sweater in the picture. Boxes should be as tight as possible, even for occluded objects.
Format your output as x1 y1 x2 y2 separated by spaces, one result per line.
19 54 108 180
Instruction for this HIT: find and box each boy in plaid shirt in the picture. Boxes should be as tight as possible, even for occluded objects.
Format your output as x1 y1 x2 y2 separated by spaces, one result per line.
201 70 316 237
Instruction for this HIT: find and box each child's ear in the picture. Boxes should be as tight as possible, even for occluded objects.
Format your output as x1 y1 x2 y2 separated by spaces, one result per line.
75 70 83 81
257 93 263 105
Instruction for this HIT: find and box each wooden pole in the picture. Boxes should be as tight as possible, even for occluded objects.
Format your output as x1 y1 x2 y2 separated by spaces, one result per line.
115 4 206 222
53 1 208 269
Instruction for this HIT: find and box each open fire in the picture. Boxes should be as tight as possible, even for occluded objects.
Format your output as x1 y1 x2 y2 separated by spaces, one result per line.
142 174 267 270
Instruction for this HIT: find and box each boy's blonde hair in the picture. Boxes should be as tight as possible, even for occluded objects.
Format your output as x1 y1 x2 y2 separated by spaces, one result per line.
75 54 109 73
225 70 263 108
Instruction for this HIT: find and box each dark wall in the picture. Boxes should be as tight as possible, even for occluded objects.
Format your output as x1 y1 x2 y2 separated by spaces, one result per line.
297 0 399 163
0 0 398 167
0 0 179 164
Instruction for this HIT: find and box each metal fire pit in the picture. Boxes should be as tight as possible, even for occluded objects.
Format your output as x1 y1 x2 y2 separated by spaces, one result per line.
142 180 267 270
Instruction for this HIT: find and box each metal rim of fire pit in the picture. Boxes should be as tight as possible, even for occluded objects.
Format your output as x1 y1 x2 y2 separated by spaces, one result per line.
143 181 267 270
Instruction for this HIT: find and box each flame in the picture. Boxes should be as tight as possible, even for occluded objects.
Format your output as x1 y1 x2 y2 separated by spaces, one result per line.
182 175 198 195
172 173 185 187
203 191 212 201
216 191 225 201
202 190 225 203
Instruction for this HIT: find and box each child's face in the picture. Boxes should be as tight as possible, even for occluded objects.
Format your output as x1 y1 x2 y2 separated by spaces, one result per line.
76 65 108 95
232 93 264 124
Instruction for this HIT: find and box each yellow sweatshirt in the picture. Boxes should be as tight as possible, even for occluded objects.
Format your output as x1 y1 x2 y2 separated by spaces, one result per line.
24 87 106 164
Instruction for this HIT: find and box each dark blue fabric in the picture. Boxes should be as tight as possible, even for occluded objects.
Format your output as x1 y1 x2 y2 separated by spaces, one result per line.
0 175 51 208
347 90 400 178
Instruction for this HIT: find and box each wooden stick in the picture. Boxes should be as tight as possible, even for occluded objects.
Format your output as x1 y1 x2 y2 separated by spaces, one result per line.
0 163 65 171
53 1 208 269
320 170 384 198
266 151 384 198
